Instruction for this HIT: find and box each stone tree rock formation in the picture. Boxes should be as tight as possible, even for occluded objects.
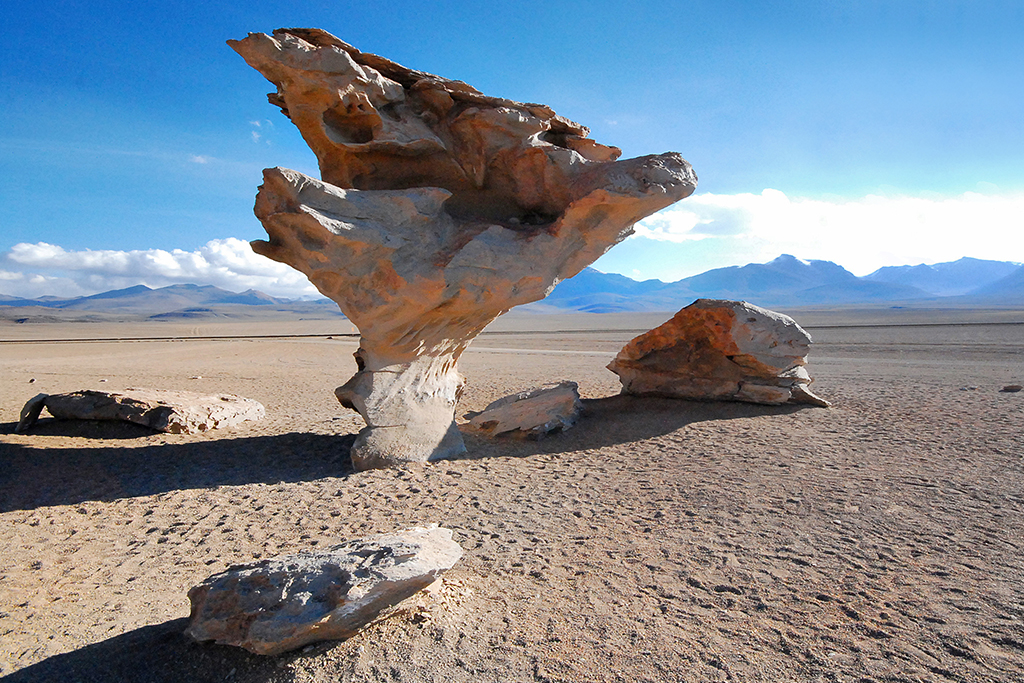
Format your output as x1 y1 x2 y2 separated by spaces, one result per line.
230 29 697 469
608 299 831 407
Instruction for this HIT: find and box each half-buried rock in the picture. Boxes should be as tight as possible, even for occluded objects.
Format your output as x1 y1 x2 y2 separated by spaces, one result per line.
14 388 265 434
608 299 830 407
185 525 463 656
463 381 583 438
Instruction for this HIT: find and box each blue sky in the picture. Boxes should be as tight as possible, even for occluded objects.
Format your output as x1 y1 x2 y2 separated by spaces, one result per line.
2 0 1023 297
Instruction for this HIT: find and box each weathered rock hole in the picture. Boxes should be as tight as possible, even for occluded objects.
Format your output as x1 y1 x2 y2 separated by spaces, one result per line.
442 191 558 230
322 108 374 144
540 130 570 149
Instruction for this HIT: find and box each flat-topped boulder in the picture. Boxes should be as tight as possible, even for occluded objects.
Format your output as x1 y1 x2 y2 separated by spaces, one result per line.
185 525 463 655
15 388 265 434
608 299 830 407
230 29 696 469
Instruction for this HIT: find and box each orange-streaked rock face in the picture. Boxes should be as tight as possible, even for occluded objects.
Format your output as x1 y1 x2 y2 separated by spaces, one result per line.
231 29 697 468
608 299 830 407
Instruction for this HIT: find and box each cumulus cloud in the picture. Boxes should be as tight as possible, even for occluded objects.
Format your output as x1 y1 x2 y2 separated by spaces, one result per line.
1 238 321 299
630 189 1024 276
5 189 1023 299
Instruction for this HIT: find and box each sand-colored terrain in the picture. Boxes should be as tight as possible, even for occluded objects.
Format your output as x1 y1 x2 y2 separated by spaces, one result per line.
1 309 1023 682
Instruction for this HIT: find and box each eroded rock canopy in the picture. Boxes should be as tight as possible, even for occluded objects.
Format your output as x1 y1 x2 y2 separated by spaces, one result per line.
230 29 696 468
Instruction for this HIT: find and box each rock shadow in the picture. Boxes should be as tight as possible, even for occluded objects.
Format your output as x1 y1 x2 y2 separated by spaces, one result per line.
0 430 355 513
458 393 810 461
4 417 163 440
1 396 816 511
2 618 289 683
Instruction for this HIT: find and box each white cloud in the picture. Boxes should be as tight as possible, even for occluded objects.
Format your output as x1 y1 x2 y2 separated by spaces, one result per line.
5 189 1023 299
189 154 210 164
630 189 1024 276
1 238 321 299
249 119 275 145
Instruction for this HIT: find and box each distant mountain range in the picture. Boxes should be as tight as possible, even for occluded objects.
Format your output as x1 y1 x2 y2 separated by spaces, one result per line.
538 255 1024 313
862 257 1020 296
0 284 290 312
1 256 1022 320
0 284 343 322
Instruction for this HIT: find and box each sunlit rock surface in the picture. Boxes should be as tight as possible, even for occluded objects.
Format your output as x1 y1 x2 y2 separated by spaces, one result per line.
608 299 831 407
185 525 462 655
15 388 265 434
463 381 583 439
230 29 696 468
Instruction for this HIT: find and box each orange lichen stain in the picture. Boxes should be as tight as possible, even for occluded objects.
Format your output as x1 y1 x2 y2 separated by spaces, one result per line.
621 307 739 361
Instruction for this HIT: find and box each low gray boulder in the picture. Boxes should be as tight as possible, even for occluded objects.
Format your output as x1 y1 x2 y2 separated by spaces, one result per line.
463 381 583 438
185 525 463 655
14 388 265 434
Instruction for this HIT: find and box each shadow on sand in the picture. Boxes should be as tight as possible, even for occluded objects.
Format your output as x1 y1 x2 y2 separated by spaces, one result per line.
0 428 356 513
458 394 807 462
2 618 294 683
1 395 810 513
0 395 814 681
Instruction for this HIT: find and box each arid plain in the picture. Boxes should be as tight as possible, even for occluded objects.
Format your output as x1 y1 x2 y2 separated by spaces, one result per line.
1 307 1023 682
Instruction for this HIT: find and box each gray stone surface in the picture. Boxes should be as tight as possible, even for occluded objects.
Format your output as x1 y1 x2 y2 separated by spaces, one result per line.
15 388 265 434
14 393 48 434
185 525 463 655
464 381 583 438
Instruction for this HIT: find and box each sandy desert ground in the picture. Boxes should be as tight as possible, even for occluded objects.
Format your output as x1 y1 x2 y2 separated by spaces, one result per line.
1 308 1023 682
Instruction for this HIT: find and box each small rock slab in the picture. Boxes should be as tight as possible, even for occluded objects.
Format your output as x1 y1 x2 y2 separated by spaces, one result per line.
463 381 583 438
608 299 831 407
15 388 265 434
185 525 463 656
